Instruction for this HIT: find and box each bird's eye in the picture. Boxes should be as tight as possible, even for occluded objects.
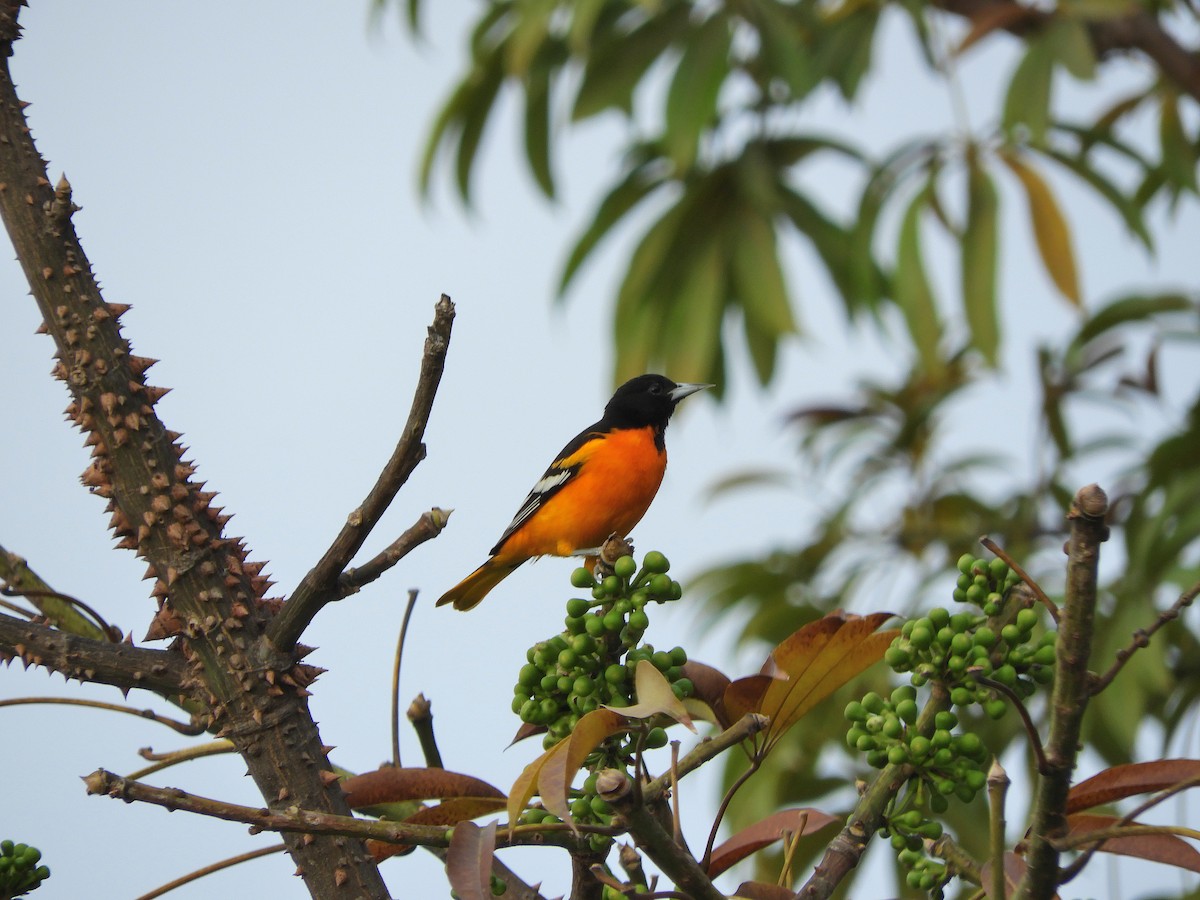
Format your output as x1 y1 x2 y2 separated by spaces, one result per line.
648 382 662 394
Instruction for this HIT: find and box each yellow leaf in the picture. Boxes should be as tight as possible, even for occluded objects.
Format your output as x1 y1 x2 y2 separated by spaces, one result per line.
608 659 696 732
1000 149 1082 307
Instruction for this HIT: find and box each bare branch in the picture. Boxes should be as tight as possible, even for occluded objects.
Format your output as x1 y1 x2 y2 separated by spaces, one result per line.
0 612 189 698
269 296 455 651
1091 578 1200 694
0 696 204 735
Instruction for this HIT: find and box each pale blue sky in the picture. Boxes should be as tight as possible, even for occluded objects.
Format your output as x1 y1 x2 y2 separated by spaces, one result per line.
2 3 1197 898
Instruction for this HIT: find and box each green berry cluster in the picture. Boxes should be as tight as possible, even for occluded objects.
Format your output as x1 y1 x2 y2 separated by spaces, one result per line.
0 841 49 900
845 687 990 805
883 555 1056 714
512 551 692 848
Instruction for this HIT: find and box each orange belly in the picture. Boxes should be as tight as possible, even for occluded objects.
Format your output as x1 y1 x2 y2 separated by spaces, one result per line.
496 426 666 560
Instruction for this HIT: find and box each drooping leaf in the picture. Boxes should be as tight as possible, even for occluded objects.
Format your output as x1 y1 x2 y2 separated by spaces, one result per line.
893 187 943 371
607 659 696 731
1158 89 1199 195
523 58 555 198
664 11 732 170
962 150 1001 366
1037 144 1153 250
572 5 691 120
1070 292 1193 351
503 0 554 76
446 820 497 900
662 229 728 384
680 659 733 726
559 152 665 294
1066 813 1200 873
1067 759 1200 813
706 807 840 877
732 882 799 900
979 852 1027 898
731 206 797 340
404 797 509 827
813 5 880 100
999 149 1082 307
1002 33 1055 144
956 2 1040 56
1045 19 1096 80
760 611 897 747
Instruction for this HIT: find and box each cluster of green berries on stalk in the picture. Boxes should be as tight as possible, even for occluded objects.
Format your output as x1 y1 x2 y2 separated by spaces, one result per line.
0 841 49 899
512 550 692 850
846 686 990 805
884 554 1056 713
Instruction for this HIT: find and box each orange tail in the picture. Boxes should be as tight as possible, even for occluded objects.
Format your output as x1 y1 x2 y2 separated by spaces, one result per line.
435 558 522 610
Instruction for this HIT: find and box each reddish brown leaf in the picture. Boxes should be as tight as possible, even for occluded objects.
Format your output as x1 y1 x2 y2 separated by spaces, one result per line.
342 766 504 809
538 708 628 825
979 852 1027 898
508 708 628 831
364 838 415 863
1067 813 1200 873
707 808 840 878
682 659 732 727
956 2 1040 56
723 673 778 725
446 820 497 900
405 797 509 827
732 881 799 900
1067 759 1200 814
760 612 896 747
508 720 545 747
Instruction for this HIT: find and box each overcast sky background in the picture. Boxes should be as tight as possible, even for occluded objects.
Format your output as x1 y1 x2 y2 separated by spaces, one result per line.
1 2 1197 898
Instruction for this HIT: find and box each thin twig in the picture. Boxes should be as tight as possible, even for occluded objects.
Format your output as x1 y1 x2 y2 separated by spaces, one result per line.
391 588 419 767
1091 578 1200 694
0 697 204 735
1 585 122 641
269 295 455 652
0 596 36 619
134 843 286 900
641 713 768 804
343 510 451 599
971 672 1048 774
407 693 443 768
980 536 1060 623
701 754 762 872
127 740 236 780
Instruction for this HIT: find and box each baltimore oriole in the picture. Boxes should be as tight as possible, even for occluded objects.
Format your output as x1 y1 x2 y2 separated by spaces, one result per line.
436 374 711 610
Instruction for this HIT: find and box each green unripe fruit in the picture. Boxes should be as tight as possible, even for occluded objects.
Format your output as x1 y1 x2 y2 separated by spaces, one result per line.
847 726 866 748
602 575 621 596
592 586 607 600
931 729 952 750
628 609 650 632
566 597 591 618
928 607 950 629
602 609 624 632
584 614 606 637
896 699 919 724
950 612 974 632
974 626 997 649
891 685 917 705
673 677 694 698
882 716 904 739
985 698 1008 720
908 736 930 760
648 573 673 597
540 698 560 718
994 664 1017 687
613 598 633 616
891 833 908 850
652 650 673 671
591 795 613 816
930 793 949 813
570 568 595 589
887 745 909 765
958 732 983 757
669 646 688 666
557 675 574 693
950 633 972 656
920 820 943 839
935 710 958 731
614 555 637 579
668 580 683 601
519 663 541 687
492 874 508 895
539 673 558 692
1016 607 1039 633
573 676 595 696
885 646 911 668
571 634 596 655
643 551 670 573
909 626 933 650
855 734 875 752
950 686 973 706
952 588 968 603
983 601 1000 616
1001 624 1022 644
966 583 986 605
558 648 578 669
957 553 976 575
605 664 628 684
861 692 885 714
933 747 955 767
645 727 669 749
866 749 889 768
571 797 592 818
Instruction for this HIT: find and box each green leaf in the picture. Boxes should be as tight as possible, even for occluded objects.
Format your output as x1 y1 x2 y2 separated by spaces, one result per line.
893 188 943 372
780 187 874 319
559 157 664 294
1159 90 1199 195
455 55 506 202
523 61 555 198
999 149 1081 307
504 0 555 77
663 232 728 383
572 5 691 121
1071 292 1193 351
812 6 880 100
1002 33 1055 144
730 207 797 338
664 12 732 171
752 0 819 99
1045 19 1096 80
1038 145 1153 250
962 150 1000 365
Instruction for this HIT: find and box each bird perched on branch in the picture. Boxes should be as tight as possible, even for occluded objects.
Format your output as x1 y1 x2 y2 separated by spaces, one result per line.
436 374 711 610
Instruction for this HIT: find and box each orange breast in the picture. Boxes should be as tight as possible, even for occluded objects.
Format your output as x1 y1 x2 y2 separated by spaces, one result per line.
497 426 666 560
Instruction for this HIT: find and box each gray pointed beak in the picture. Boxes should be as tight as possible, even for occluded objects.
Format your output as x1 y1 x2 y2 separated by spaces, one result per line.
669 382 714 402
